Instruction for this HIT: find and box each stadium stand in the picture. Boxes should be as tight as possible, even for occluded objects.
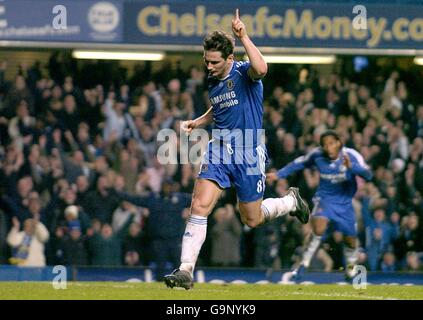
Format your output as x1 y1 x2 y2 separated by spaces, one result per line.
0 52 422 276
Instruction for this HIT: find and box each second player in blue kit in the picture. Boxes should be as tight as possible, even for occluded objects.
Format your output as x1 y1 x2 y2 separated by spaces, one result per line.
271 130 373 281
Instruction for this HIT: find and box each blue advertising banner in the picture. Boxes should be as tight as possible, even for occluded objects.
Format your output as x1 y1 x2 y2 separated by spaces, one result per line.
0 0 123 42
0 1 421 51
124 1 423 50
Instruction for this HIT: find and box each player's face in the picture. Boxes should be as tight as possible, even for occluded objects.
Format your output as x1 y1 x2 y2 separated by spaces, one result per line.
203 50 233 79
322 136 342 160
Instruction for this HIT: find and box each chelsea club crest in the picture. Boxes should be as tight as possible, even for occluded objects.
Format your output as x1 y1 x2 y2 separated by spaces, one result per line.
226 79 234 90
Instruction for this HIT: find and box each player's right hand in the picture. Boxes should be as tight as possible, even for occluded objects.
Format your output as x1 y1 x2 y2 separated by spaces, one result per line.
181 120 196 135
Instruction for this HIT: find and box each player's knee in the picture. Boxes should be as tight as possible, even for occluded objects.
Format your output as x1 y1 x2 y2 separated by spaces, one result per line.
191 198 212 216
312 223 326 236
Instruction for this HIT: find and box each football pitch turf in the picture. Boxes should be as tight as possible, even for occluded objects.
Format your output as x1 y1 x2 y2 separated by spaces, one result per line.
0 282 422 300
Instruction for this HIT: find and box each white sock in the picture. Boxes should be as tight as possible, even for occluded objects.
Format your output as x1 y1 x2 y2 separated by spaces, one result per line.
180 215 207 275
261 196 296 223
302 233 322 268
344 246 358 266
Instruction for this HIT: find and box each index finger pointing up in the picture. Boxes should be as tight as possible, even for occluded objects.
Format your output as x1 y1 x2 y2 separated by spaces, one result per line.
235 8 239 20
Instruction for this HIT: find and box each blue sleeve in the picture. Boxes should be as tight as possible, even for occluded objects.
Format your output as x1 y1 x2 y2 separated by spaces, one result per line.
277 149 317 179
115 191 152 209
347 151 373 181
237 61 250 77
236 61 261 83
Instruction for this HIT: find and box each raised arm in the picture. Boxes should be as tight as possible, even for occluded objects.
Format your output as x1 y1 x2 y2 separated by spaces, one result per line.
232 9 267 80
277 149 318 179
113 190 151 209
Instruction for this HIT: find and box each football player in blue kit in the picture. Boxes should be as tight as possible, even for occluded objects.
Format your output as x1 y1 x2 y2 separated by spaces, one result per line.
164 9 310 289
271 130 373 281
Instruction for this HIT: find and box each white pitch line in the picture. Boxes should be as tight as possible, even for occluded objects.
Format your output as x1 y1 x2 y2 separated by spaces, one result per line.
290 291 398 300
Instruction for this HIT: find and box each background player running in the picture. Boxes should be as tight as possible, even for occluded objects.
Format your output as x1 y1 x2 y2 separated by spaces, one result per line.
268 130 373 281
164 9 310 290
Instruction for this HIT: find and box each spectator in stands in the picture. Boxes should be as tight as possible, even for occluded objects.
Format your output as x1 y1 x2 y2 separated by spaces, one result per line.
87 212 135 266
393 213 423 269
75 174 92 210
103 93 136 143
7 217 49 266
210 205 242 267
55 223 89 266
381 251 397 272
405 252 423 271
83 175 120 223
122 221 144 266
7 100 36 150
4 75 34 118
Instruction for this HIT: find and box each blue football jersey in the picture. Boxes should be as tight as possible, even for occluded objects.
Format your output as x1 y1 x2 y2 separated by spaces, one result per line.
277 147 373 203
208 60 264 148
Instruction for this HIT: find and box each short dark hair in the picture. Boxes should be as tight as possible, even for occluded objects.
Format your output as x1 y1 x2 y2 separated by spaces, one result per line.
203 31 235 60
319 130 341 146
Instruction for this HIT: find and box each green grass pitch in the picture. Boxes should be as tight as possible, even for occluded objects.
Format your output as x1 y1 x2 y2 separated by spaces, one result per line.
0 282 422 300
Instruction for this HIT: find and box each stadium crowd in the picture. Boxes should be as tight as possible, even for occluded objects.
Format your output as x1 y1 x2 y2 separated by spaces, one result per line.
0 51 422 275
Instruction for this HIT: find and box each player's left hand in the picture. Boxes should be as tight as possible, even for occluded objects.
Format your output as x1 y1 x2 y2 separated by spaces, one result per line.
343 152 352 169
232 8 246 39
